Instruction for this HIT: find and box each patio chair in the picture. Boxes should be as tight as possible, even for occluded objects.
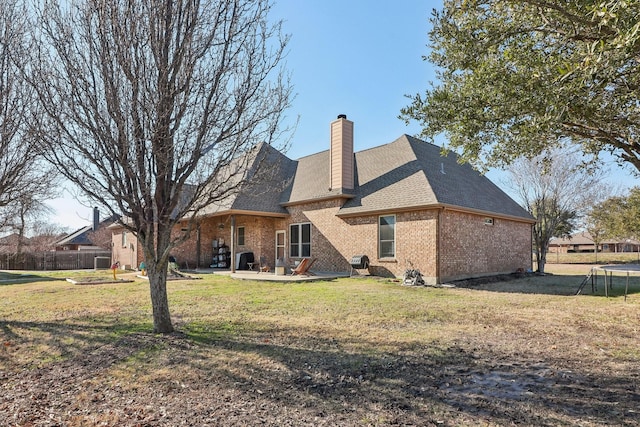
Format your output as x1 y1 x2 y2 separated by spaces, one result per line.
257 255 270 273
291 258 316 276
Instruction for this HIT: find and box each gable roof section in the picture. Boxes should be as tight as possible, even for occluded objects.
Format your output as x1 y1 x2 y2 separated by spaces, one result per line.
283 150 355 205
333 135 532 220
56 214 119 247
56 226 93 246
201 142 294 217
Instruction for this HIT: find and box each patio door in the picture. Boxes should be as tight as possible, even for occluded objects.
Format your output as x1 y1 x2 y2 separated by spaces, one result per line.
275 230 286 264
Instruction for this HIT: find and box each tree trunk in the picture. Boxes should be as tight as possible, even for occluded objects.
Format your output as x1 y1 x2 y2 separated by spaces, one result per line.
537 243 549 274
148 261 173 334
537 254 546 274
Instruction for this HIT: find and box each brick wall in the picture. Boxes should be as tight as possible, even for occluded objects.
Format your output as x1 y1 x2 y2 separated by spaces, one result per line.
110 204 532 282
109 227 140 270
273 204 530 284
275 200 350 271
171 215 278 269
277 202 441 280
439 210 532 282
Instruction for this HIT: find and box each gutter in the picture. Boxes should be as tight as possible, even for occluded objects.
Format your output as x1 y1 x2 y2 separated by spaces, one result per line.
280 193 355 208
336 203 536 224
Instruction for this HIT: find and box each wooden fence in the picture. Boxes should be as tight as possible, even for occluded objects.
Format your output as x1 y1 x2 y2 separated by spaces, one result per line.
0 251 112 271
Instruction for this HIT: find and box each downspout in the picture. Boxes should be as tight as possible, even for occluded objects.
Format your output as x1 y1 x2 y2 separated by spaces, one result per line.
530 223 535 272
196 223 201 269
436 207 443 285
230 215 236 273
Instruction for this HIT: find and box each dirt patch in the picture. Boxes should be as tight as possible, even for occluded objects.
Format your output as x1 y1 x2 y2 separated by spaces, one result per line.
445 272 534 288
1 332 639 426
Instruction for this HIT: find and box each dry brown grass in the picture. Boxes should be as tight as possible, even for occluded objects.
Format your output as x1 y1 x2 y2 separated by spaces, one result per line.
1 267 639 426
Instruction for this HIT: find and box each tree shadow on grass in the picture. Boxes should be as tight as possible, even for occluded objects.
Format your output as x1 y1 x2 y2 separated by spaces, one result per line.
450 272 640 298
0 271 61 286
197 330 640 426
1 320 639 426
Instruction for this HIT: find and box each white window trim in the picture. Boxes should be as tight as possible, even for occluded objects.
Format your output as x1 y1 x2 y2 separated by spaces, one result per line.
289 222 312 258
378 214 396 259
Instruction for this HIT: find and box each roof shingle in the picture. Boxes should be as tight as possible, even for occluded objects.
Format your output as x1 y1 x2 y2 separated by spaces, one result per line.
203 134 533 221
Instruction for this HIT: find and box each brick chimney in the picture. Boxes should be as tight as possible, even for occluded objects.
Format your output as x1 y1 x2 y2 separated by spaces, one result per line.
93 207 99 231
330 114 354 191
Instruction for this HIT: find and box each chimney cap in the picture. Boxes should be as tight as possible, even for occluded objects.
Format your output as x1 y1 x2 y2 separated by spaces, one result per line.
337 114 347 119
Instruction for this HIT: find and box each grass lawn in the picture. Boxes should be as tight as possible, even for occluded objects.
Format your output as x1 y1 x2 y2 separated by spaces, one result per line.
1 266 639 426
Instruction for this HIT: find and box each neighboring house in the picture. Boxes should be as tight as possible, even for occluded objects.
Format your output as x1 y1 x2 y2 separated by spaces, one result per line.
111 115 535 284
56 207 117 251
549 232 640 254
0 233 31 255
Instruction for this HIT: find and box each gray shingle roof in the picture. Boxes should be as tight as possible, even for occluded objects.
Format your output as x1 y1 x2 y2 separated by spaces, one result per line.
287 135 532 220
284 150 354 204
202 142 294 216
206 134 532 221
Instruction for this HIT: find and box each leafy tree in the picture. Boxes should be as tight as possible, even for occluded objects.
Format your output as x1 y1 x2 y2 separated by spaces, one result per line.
29 0 292 333
401 0 640 174
585 208 606 255
506 148 606 272
588 187 640 240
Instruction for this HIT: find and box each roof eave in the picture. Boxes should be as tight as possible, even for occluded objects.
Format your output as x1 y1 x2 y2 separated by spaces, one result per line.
336 202 536 223
281 193 355 208
194 209 289 219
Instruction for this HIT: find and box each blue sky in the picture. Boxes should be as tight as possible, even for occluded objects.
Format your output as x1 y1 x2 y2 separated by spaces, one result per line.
47 0 640 230
271 0 435 159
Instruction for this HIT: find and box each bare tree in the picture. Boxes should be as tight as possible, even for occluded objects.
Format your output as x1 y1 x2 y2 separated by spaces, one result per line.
30 0 292 333
506 147 607 273
28 222 68 252
0 0 52 230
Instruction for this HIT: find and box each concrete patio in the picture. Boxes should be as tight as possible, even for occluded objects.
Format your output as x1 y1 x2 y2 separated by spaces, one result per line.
190 268 349 283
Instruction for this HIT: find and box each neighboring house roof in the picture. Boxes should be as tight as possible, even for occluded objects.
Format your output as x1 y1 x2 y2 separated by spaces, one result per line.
551 232 640 246
0 233 30 246
55 225 94 246
0 233 31 253
56 214 118 247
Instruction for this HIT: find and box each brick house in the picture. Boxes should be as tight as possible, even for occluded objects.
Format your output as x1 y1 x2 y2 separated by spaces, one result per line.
111 115 534 284
549 231 640 254
56 207 117 251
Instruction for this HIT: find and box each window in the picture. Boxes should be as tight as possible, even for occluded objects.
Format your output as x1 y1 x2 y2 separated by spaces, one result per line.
484 217 494 226
121 231 128 248
237 226 245 246
379 215 395 258
290 223 311 258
